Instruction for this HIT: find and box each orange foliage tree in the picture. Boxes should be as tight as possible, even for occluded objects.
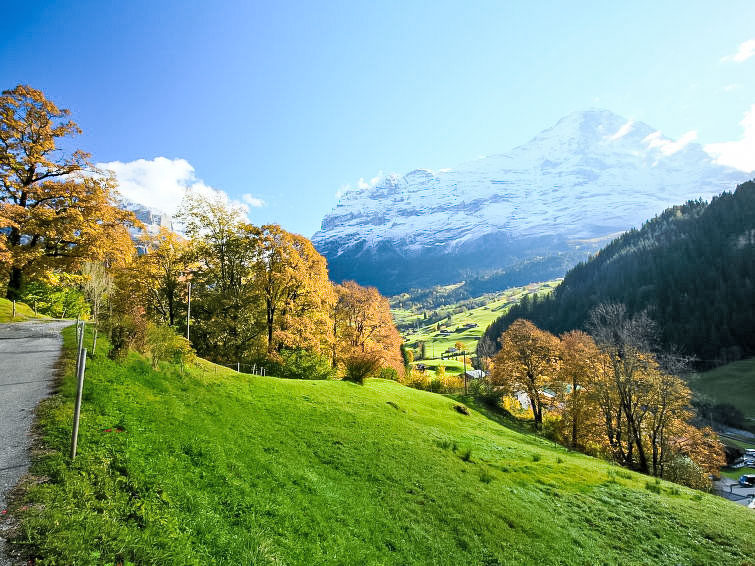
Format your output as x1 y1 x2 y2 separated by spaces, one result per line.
558 330 607 451
252 224 335 356
491 319 560 429
334 281 403 376
0 85 135 298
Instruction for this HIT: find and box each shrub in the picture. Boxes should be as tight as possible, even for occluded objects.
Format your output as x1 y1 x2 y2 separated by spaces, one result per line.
147 324 196 370
663 456 709 490
108 323 132 361
404 369 431 390
277 349 335 380
343 353 382 384
468 377 501 407
108 307 148 360
379 367 399 381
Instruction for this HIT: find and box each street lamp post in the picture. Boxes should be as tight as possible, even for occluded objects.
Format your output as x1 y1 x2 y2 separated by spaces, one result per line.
463 350 468 395
186 281 191 341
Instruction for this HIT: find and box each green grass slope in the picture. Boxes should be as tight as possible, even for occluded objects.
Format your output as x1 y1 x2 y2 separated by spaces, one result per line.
0 297 40 322
8 328 754 566
690 358 755 433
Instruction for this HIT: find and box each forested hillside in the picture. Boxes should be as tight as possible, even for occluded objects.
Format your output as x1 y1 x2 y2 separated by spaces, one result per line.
481 180 755 368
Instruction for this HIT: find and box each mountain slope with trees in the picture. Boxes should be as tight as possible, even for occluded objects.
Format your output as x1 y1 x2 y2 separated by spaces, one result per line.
481 180 755 368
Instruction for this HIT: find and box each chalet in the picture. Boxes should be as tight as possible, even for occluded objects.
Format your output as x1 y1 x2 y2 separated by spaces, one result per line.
515 390 556 410
463 370 485 380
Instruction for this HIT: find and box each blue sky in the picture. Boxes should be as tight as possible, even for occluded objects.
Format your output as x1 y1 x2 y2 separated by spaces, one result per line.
2 1 754 236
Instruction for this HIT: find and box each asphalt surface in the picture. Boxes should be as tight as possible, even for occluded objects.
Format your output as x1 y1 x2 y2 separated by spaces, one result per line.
0 320 71 565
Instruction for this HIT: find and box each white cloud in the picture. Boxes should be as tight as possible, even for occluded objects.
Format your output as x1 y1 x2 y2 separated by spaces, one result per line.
722 39 755 63
607 120 634 141
704 104 755 172
642 130 698 156
336 171 384 199
96 157 262 217
723 83 741 92
241 193 265 208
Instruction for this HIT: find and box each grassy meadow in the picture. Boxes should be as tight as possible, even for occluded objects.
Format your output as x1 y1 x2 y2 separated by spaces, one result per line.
0 297 41 323
5 325 754 565
394 281 560 375
690 358 755 433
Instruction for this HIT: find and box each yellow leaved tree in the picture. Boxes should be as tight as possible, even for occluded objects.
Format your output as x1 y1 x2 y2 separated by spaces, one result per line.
0 85 136 299
491 319 560 429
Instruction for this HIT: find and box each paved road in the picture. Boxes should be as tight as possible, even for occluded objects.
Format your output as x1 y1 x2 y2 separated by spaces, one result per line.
0 320 71 565
713 477 755 507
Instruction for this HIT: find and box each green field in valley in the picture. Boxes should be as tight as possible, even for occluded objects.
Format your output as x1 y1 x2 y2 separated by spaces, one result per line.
393 281 560 375
6 325 754 565
689 358 755 434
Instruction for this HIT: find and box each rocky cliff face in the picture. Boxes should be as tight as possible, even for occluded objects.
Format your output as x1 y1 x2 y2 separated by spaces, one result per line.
313 109 751 295
120 199 173 231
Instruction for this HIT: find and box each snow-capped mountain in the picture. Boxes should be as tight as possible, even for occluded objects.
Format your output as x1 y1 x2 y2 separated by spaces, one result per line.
313 109 751 295
119 199 173 231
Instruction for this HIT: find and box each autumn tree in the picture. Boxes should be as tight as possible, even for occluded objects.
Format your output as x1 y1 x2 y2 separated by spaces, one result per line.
252 225 334 356
132 228 193 327
476 335 496 371
491 319 560 428
81 262 113 354
177 194 263 361
558 330 606 450
177 194 335 365
587 303 658 473
0 85 135 298
334 281 403 375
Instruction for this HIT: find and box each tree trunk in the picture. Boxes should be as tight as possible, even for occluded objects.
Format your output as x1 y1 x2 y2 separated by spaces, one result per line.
6 267 23 301
571 376 578 449
266 297 275 352
168 291 175 326
651 433 659 477
529 393 542 428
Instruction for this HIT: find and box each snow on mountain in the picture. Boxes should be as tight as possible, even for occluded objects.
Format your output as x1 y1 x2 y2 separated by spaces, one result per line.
119 199 173 230
313 109 751 294
118 198 175 244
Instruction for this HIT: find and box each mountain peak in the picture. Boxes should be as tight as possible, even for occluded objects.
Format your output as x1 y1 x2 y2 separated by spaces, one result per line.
313 110 749 294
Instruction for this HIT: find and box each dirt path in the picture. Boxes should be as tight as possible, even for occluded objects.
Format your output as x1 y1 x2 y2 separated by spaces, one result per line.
0 320 71 565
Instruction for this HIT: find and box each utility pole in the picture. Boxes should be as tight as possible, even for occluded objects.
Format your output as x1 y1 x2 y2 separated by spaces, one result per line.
186 281 191 341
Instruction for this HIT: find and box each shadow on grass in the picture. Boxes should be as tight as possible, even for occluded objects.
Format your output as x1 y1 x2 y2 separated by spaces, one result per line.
446 393 540 439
